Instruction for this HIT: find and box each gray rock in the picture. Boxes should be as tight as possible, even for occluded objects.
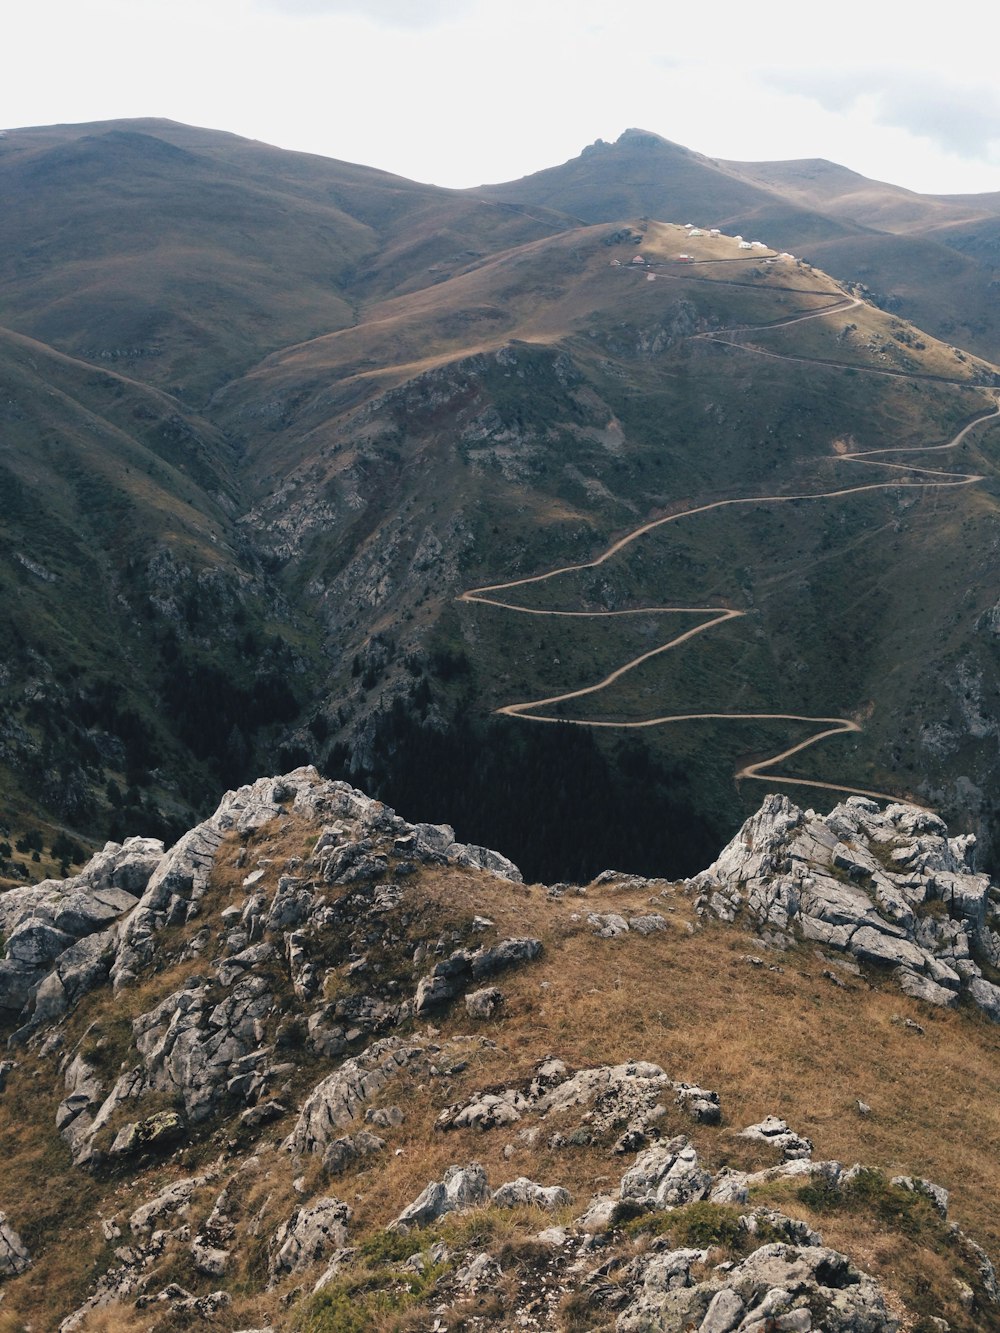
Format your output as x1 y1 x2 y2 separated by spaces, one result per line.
269 1197 351 1277
0 1212 30 1276
436 1089 527 1132
619 1137 711 1209
709 1170 750 1205
109 1109 185 1157
576 1193 618 1230
130 1174 211 1235
891 1175 949 1217
492 1177 572 1209
414 938 540 1013
321 1129 385 1175
619 1238 897 1333
894 967 959 1008
739 1116 813 1160
454 1251 500 1289
392 1163 490 1231
191 1238 230 1277
284 1039 424 1159
674 1082 721 1125
365 1104 404 1129
628 913 667 935
588 912 630 937
465 986 503 1019
699 1287 745 1332
693 792 1000 1018
969 977 1000 1022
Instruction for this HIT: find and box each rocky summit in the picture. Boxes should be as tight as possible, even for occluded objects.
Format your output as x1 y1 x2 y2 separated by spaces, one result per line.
0 767 999 1330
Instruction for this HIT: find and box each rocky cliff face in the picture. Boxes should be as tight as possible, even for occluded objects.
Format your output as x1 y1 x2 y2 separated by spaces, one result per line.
0 768 998 1331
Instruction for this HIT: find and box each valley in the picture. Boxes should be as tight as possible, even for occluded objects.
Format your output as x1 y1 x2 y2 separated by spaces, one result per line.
2 122 1000 888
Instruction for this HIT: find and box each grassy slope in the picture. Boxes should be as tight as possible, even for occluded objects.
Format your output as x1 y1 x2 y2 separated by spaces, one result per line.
0 121 570 402
0 810 998 1330
480 130 1000 364
0 324 318 873
211 220 1000 848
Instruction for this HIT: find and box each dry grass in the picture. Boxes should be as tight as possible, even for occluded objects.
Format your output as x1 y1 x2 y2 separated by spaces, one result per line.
2 821 999 1330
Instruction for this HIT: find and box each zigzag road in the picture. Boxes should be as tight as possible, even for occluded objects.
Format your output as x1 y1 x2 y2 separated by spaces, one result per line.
459 290 1000 805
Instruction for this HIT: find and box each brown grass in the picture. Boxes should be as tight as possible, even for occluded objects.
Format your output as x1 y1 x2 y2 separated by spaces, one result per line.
2 821 999 1330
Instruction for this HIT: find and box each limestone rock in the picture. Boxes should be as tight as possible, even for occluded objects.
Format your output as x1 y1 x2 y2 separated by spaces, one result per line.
284 1039 424 1159
414 938 541 1014
0 1213 30 1276
436 1089 527 1132
674 1082 722 1125
588 912 630 937
492 1176 572 1209
619 1137 711 1209
392 1163 490 1231
269 1197 352 1277
692 792 1000 1019
321 1129 385 1175
739 1116 813 1160
617 1239 898 1332
109 1109 185 1157
129 1174 211 1235
891 1174 949 1217
465 986 503 1019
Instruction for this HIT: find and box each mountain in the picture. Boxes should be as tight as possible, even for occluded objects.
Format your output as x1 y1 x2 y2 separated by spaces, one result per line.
1 767 999 1330
479 129 1000 365
3 119 1000 892
0 119 568 400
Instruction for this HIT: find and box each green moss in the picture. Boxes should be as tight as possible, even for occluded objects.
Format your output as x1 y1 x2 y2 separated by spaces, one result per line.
294 1256 451 1333
620 1200 744 1251
797 1168 938 1239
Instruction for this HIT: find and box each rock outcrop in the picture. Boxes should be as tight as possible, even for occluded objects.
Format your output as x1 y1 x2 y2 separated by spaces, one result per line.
2 770 997 1333
691 794 1000 1018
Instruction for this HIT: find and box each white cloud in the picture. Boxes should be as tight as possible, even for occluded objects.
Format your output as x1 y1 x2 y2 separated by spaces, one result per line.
256 0 476 25
3 0 1000 195
769 68 1000 164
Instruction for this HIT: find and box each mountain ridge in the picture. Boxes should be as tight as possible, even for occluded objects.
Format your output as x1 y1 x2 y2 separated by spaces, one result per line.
1 766 1000 1329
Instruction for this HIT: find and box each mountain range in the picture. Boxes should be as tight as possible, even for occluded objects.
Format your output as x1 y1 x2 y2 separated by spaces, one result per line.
2 120 1000 888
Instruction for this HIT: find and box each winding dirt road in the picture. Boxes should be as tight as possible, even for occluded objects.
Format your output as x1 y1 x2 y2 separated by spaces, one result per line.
458 291 1000 805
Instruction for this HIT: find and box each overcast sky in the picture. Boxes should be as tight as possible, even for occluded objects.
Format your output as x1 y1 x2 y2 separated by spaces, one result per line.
5 0 999 196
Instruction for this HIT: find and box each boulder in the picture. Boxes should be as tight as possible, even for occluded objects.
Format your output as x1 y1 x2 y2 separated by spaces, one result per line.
109 1109 185 1158
674 1082 721 1125
619 1138 711 1209
436 1089 527 1132
739 1116 813 1160
391 1164 490 1231
465 986 503 1019
269 1197 352 1277
693 792 1000 1018
414 939 540 1014
0 1213 30 1276
321 1129 385 1175
284 1039 424 1159
617 1238 898 1333
129 1174 211 1235
492 1177 572 1209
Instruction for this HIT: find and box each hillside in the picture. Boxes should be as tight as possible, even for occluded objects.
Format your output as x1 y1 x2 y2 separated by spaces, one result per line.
0 120 568 401
1 767 1000 1330
4 118 1000 892
212 217 1000 878
480 130 1000 364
